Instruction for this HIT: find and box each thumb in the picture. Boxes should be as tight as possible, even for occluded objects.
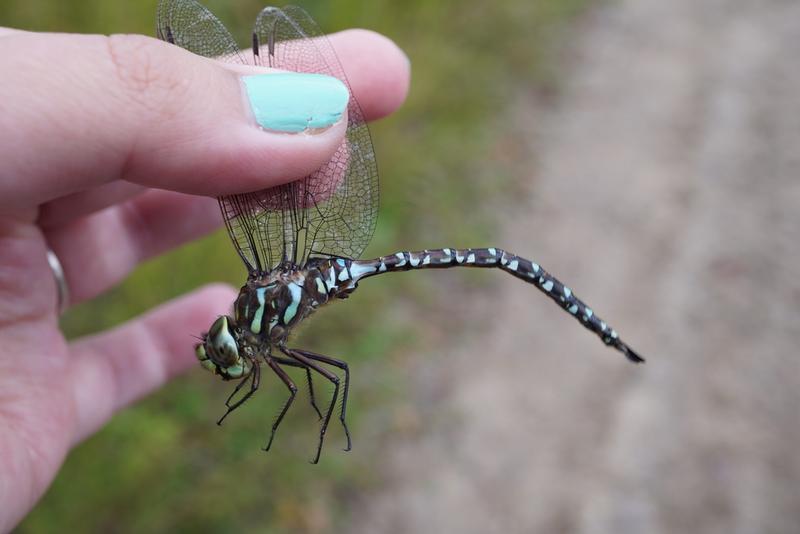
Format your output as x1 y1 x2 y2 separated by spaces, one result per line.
0 31 350 210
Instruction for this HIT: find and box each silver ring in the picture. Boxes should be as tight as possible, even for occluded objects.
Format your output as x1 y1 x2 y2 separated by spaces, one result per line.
46 249 70 315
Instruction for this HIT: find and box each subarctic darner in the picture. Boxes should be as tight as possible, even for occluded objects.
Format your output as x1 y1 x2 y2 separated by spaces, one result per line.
157 0 644 463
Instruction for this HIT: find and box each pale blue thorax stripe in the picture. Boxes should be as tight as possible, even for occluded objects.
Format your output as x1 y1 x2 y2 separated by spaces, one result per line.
283 283 303 324
250 287 268 334
326 267 337 290
315 277 327 295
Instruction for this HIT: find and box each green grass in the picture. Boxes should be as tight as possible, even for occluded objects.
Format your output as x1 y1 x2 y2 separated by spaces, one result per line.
5 0 588 531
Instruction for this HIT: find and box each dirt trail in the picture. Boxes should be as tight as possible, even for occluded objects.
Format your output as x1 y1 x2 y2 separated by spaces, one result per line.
351 0 800 532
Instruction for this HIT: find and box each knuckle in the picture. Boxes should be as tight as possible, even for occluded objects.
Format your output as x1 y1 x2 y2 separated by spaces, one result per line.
104 34 190 120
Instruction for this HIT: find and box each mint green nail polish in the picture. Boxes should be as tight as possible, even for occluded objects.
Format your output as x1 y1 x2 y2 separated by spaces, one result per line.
243 72 349 133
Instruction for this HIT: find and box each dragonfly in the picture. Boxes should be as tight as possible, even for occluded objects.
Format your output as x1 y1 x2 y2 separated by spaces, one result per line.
157 0 644 464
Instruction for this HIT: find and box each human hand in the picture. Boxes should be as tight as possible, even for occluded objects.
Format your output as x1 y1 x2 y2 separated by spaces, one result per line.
0 26 409 531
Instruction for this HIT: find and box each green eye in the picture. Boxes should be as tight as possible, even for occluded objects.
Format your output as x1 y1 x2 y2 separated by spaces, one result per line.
208 316 239 366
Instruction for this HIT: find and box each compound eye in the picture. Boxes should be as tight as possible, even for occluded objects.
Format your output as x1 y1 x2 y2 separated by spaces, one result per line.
207 316 239 367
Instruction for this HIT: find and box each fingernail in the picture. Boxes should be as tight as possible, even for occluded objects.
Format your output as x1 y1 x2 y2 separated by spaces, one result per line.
242 72 350 133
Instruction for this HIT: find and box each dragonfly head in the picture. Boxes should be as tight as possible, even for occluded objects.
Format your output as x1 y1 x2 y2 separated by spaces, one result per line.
195 315 253 380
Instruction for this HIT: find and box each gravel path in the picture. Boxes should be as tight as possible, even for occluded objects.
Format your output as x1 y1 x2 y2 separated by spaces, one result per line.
351 0 800 532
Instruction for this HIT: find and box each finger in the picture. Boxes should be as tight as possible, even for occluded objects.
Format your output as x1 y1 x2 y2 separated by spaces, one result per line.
38 181 147 228
33 31 409 228
330 29 410 121
68 283 235 445
0 29 409 211
0 31 345 209
45 189 222 304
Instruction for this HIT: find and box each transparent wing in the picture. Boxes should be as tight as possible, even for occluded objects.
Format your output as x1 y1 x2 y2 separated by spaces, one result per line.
157 0 265 271
156 0 244 64
157 2 378 274
225 5 378 271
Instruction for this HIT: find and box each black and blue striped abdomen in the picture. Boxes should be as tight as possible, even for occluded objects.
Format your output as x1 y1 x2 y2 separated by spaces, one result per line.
341 248 643 363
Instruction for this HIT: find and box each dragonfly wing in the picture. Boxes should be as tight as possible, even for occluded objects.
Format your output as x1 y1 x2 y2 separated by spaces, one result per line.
156 0 244 64
157 0 276 273
227 5 378 270
157 3 378 273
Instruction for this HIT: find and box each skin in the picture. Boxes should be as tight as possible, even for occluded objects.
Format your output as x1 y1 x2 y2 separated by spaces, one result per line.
0 27 410 532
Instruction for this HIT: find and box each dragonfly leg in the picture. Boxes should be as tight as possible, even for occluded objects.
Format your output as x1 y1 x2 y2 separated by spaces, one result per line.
263 358 298 452
303 367 323 420
272 356 324 420
217 363 261 426
281 346 341 464
291 348 352 452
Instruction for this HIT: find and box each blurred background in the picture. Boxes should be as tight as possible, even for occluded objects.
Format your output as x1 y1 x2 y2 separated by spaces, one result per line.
4 0 799 532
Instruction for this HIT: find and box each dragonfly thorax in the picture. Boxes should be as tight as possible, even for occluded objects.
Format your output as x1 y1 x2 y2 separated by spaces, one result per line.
193 263 356 382
234 269 333 343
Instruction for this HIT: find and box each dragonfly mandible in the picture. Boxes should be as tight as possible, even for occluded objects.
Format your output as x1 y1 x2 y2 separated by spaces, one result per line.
156 0 644 464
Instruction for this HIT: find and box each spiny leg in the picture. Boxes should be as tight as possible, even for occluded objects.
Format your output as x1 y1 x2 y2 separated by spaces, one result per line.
217 363 261 426
272 356 324 420
291 348 352 452
263 358 298 452
281 346 341 464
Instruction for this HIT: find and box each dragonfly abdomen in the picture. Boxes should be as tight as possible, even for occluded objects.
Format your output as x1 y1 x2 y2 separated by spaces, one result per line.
347 248 644 363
